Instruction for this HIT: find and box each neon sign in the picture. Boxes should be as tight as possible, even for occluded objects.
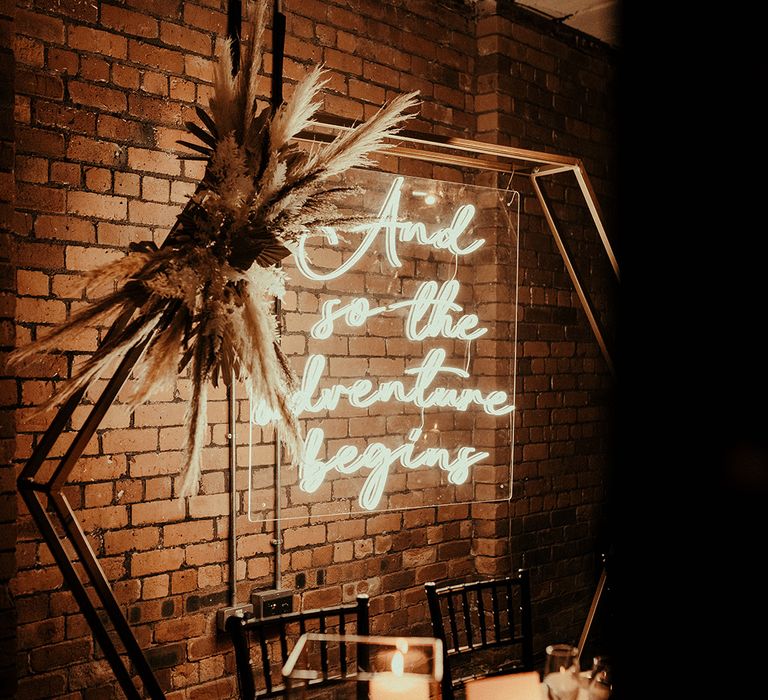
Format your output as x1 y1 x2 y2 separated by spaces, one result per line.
294 176 484 279
250 172 516 513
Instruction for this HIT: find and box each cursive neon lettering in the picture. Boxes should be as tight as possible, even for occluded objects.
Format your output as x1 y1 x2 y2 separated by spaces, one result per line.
249 174 516 514
300 426 489 510
310 298 386 340
309 280 487 342
390 280 487 342
294 177 484 280
296 349 514 416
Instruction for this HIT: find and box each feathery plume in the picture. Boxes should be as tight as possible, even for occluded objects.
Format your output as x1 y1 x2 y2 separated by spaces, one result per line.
8 0 419 498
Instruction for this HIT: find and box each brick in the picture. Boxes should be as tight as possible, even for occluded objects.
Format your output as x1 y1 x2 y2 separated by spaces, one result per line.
171 179 196 203
16 69 64 100
50 162 82 187
113 172 141 196
80 55 111 82
18 616 65 650
104 526 160 554
133 401 186 426
102 427 158 453
283 524 326 550
16 297 67 324
16 183 65 214
128 199 178 227
16 126 65 157
113 63 141 89
131 547 184 576
35 102 96 135
15 8 65 43
13 35 46 67
14 672 67 700
128 39 184 73
163 519 214 547
184 540 226 566
97 114 152 145
141 70 169 95
48 46 79 74
29 638 91 673
67 191 127 220
125 0 181 17
142 574 170 600
85 166 113 192
183 4 225 33
188 677 235 700
35 215 95 243
153 125 189 151
129 450 182 477
128 147 181 176
69 81 127 113
160 21 212 55
188 493 228 519
97 221 148 246
183 53 214 81
16 270 49 297
101 3 159 38
67 135 123 166
68 26 127 59
16 156 48 183
131 497 185 526
77 504 128 531
10 566 63 596
169 76 196 101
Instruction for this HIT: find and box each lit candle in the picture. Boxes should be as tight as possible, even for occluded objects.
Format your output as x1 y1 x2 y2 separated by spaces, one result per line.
368 649 430 700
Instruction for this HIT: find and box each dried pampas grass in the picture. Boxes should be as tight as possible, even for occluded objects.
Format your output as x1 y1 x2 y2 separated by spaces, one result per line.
8 0 419 498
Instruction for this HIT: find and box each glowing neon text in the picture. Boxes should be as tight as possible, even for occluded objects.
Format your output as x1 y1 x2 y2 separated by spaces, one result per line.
300 427 489 511
252 175 514 512
294 176 484 281
310 280 487 342
296 350 513 416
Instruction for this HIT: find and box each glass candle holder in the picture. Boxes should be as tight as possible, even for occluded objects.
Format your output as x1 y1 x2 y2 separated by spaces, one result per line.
282 633 443 700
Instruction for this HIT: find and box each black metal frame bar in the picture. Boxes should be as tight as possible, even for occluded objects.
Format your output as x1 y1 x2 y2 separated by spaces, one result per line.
18 334 163 700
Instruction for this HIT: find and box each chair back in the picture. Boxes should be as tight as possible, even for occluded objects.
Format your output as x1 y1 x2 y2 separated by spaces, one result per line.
425 570 533 700
227 594 370 699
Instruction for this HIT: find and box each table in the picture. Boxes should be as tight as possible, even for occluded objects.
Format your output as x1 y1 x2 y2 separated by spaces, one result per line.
465 671 608 700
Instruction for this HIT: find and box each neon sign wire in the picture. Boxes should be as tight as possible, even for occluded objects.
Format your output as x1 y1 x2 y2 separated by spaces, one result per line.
247 173 520 518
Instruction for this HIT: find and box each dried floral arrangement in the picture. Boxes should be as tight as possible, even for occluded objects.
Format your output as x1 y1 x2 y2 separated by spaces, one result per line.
9 1 419 497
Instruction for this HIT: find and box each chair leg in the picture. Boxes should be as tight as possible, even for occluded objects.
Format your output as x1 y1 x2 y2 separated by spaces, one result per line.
441 670 455 700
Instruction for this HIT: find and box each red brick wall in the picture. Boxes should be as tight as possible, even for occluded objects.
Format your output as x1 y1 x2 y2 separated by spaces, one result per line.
7 0 616 696
474 1 616 650
1 1 17 696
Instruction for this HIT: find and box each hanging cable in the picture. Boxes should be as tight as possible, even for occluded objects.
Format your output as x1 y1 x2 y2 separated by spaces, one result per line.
226 0 243 611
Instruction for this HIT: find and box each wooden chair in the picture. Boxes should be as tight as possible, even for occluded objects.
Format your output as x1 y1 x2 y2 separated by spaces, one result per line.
425 571 534 700
227 594 370 699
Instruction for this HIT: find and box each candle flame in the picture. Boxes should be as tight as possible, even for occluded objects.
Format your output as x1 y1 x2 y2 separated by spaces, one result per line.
391 650 405 676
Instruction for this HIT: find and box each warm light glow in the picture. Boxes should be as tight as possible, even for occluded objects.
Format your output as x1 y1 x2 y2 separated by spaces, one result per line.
391 650 405 676
300 426 489 511
294 176 483 280
296 350 513 416
412 189 438 206
369 640 430 700
251 174 517 513
310 280 487 342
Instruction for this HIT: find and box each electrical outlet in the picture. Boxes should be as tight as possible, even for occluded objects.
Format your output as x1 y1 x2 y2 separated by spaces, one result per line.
251 589 293 618
216 603 253 632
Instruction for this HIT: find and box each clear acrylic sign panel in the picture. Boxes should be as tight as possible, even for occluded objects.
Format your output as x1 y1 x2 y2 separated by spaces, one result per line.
247 167 519 522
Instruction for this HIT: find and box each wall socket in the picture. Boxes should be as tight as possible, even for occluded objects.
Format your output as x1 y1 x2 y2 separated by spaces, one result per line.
216 603 254 632
251 589 293 618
